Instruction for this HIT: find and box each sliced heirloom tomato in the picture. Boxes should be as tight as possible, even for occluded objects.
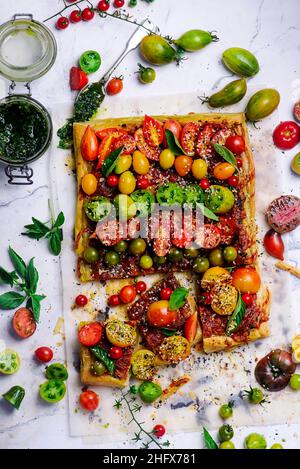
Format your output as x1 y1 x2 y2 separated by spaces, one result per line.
158 336 190 364
211 127 232 146
131 349 158 381
184 312 198 343
96 129 128 169
105 320 137 347
113 134 136 154
217 216 237 244
81 126 99 161
135 128 161 161
195 224 221 249
95 219 122 246
95 127 127 140
78 322 103 347
12 308 36 339
196 123 214 158
143 115 163 147
181 122 199 156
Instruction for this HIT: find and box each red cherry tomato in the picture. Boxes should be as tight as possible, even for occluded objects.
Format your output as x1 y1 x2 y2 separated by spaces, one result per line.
113 0 124 7
136 281 147 294
56 17 70 30
75 294 89 307
82 8 95 21
225 135 246 155
196 124 214 158
199 178 210 190
184 311 198 343
134 128 160 161
109 346 123 359
216 216 237 245
228 175 239 187
35 347 53 363
136 175 150 189
264 229 284 260
147 300 178 327
236 158 243 169
143 115 164 148
181 122 199 156
69 10 82 22
163 119 182 146
203 292 212 304
12 308 36 339
98 0 110 11
153 424 166 438
106 174 119 187
70 67 88 91
113 134 136 155
106 77 123 95
232 267 261 294
294 101 300 122
273 121 300 150
81 125 99 161
108 294 121 307
241 293 254 307
78 322 103 347
80 390 100 411
160 287 173 300
119 285 137 304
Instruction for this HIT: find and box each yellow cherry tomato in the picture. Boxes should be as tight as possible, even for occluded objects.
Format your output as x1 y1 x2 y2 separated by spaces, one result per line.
213 162 235 180
81 173 98 195
201 267 231 291
132 150 150 175
211 283 238 315
159 149 175 170
174 155 193 176
118 171 136 194
192 158 208 179
115 154 132 174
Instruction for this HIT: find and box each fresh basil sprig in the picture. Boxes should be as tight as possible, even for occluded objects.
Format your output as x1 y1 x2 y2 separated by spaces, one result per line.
89 346 115 374
0 247 45 322
203 427 218 449
226 292 246 336
197 203 219 221
213 143 238 171
169 287 189 311
165 129 186 156
101 146 124 178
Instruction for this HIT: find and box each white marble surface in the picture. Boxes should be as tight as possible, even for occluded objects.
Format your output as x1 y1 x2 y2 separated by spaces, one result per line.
0 0 300 449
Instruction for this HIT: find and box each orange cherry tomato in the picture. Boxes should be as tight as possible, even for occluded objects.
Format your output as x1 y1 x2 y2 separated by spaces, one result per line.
106 77 123 95
184 312 198 343
81 125 99 161
232 267 261 294
79 390 100 411
147 300 178 327
174 155 193 176
213 162 235 180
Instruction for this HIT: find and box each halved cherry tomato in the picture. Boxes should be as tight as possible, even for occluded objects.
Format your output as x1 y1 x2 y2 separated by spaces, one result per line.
273 121 300 150
171 228 193 248
181 122 199 156
232 267 261 294
135 128 160 161
81 126 99 161
264 229 284 260
174 155 193 176
12 308 36 339
35 347 53 363
147 300 178 327
196 224 221 249
79 390 99 411
211 127 232 146
95 127 127 140
213 162 235 180
294 101 300 122
113 134 136 154
106 77 123 95
109 346 123 359
70 66 88 91
184 311 198 343
163 119 182 146
241 293 253 307
196 124 214 158
143 115 163 148
160 287 173 300
216 216 237 244
136 281 147 294
96 219 121 246
119 285 137 304
96 134 115 169
225 135 246 155
78 322 103 347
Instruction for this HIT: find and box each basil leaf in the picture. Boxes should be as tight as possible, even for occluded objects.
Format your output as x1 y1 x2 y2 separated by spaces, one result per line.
165 129 185 156
169 287 189 311
0 267 15 287
160 328 177 337
213 144 238 171
197 203 219 221
26 258 39 294
8 247 26 279
0 292 25 310
26 294 46 323
101 146 124 178
49 230 63 256
53 212 65 228
203 428 218 449
31 218 50 235
22 229 46 240
226 292 246 336
90 346 115 374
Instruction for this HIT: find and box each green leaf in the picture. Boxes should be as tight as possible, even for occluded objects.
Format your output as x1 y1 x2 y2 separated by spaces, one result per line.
27 294 46 323
160 328 177 337
89 346 115 374
8 247 27 279
169 287 189 311
31 218 50 235
0 292 25 310
53 212 65 229
203 427 218 449
0 267 15 287
198 204 219 221
21 229 46 240
49 230 62 256
226 292 246 336
213 144 238 171
165 129 185 156
101 146 124 178
26 258 39 294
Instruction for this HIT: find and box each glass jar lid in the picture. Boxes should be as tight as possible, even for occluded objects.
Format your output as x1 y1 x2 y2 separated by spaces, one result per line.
0 14 57 82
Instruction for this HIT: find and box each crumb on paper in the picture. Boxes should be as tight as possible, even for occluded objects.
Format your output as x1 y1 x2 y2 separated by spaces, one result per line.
275 261 300 279
54 316 64 335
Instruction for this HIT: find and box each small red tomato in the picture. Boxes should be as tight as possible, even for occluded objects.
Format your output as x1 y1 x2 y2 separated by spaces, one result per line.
75 294 88 307
119 285 137 304
113 0 124 7
56 17 70 30
294 101 300 122
109 346 123 359
203 292 212 304
160 287 173 300
108 294 120 307
78 322 103 347
79 390 100 411
153 424 166 438
199 178 210 190
35 347 53 363
241 293 254 307
225 135 246 155
264 229 284 260
136 175 150 189
106 77 123 95
70 67 88 91
228 175 239 187
82 8 95 21
136 281 147 294
236 158 243 169
98 0 110 11
12 308 36 339
106 174 119 187
69 10 82 22
273 121 300 150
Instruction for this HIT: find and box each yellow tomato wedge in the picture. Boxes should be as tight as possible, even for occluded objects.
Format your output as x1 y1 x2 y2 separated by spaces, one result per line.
201 267 231 291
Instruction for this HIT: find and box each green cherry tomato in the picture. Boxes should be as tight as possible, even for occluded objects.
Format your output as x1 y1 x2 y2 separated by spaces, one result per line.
245 387 265 404
168 247 183 263
219 403 233 420
46 363 68 381
223 246 238 262
137 63 156 84
218 424 234 442
244 433 267 449
204 185 235 214
270 443 283 449
153 255 166 266
40 379 66 403
219 440 235 449
83 246 100 264
2 386 25 410
83 196 111 222
114 240 128 253
105 251 120 266
209 249 224 267
291 152 300 175
130 384 139 394
246 89 280 122
138 381 162 403
129 238 147 255
79 50 101 74
91 361 107 376
289 374 300 390
139 255 153 269
0 349 20 375
185 248 199 259
193 257 210 273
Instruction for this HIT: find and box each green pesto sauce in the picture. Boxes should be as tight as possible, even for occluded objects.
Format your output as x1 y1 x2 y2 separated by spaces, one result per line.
0 101 48 162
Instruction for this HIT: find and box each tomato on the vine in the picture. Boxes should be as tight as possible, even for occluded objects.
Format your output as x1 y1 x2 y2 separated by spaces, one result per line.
56 17 70 30
106 174 119 187
109 346 123 359
75 294 88 307
82 8 95 21
108 294 120 307
136 281 147 294
225 135 245 155
69 10 82 23
114 0 125 8
119 285 137 304
273 121 300 150
98 0 110 11
79 390 100 411
35 347 54 363
153 424 166 438
106 77 123 95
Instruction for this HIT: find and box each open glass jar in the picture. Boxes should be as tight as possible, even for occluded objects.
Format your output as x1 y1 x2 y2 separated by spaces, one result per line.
0 14 57 184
